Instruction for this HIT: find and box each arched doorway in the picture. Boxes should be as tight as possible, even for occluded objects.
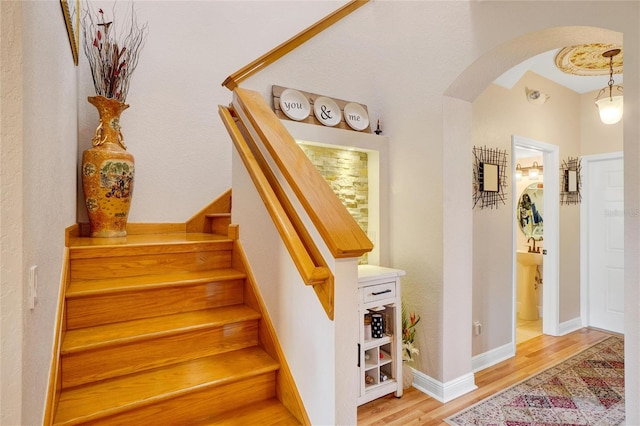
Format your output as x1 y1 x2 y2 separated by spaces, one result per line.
440 24 626 396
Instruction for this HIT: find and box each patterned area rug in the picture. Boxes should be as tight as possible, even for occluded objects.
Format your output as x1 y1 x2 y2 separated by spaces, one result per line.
446 336 625 426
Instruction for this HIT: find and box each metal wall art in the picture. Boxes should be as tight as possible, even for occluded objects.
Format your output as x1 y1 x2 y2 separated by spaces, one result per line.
560 156 582 205
473 146 508 209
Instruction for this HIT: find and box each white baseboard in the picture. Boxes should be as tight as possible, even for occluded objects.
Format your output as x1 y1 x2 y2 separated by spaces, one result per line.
471 341 515 372
409 319 582 404
466 319 581 379
559 317 583 335
411 370 477 403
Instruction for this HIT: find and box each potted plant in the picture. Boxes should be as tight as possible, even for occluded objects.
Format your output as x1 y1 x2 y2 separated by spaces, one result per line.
402 304 420 389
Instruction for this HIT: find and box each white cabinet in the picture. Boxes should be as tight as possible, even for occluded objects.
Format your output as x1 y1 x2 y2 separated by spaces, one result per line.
357 265 405 406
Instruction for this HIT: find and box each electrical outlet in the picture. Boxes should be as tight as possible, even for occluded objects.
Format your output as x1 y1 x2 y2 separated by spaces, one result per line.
28 265 38 310
473 321 482 336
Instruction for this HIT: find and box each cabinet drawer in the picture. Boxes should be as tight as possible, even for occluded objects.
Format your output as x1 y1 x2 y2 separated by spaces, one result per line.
362 282 396 304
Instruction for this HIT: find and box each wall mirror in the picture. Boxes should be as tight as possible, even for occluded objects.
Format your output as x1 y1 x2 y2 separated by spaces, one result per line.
480 162 499 192
518 183 544 239
472 146 507 209
560 156 582 205
566 170 578 192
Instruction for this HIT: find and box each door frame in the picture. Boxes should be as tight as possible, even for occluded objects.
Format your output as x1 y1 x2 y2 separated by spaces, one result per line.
580 151 624 330
512 135 560 339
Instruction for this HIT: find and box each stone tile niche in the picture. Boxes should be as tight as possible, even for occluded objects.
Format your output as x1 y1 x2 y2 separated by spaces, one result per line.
299 144 369 264
283 119 388 266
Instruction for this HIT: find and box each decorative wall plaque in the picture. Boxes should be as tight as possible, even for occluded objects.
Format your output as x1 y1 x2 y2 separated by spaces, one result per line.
272 85 372 133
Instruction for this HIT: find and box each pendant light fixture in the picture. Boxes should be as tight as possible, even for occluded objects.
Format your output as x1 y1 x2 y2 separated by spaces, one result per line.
595 49 623 125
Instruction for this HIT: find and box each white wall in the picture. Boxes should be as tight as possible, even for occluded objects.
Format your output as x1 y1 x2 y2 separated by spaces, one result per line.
1 1 78 425
21 1 79 423
1 3 25 424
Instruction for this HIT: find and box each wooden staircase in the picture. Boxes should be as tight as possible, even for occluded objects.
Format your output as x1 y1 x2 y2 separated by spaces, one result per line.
52 213 307 425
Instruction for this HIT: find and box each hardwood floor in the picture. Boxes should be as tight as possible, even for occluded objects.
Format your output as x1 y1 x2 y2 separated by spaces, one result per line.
357 328 614 425
516 317 542 344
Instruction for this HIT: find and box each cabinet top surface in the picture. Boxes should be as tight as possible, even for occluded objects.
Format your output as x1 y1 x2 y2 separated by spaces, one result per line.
358 265 406 283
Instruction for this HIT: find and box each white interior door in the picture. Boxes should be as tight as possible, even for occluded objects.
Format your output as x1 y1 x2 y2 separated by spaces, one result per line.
585 155 624 334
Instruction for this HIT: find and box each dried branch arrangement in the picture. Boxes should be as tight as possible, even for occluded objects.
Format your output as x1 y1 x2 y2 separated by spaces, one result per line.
82 2 148 102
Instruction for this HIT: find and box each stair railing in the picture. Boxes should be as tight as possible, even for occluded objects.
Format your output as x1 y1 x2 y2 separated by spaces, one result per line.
233 88 373 258
219 88 373 320
219 105 332 287
220 102 337 318
221 0 369 90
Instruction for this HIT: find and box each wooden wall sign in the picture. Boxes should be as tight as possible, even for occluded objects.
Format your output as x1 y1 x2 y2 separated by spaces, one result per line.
272 85 372 133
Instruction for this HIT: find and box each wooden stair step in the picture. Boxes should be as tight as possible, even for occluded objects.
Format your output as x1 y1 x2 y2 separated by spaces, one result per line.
69 246 234 281
195 398 301 425
53 347 280 426
68 233 233 261
68 232 230 250
60 306 262 389
65 269 247 330
66 268 247 298
68 239 234 259
62 305 260 353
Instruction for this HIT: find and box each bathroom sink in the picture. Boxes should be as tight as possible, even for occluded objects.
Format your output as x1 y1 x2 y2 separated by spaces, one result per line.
517 250 543 266
516 250 542 321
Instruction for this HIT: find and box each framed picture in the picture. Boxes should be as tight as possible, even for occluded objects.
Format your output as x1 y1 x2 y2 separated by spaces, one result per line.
566 169 578 192
473 146 507 209
560 157 581 205
60 0 80 65
480 162 499 192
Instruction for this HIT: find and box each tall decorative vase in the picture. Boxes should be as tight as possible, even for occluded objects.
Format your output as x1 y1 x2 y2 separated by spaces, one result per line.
81 96 135 237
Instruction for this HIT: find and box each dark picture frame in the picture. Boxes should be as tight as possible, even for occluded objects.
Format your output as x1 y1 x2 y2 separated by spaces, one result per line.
473 146 508 209
560 157 582 205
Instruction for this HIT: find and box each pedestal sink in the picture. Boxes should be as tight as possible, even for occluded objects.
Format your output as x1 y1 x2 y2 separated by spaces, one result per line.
516 250 542 320
517 251 543 266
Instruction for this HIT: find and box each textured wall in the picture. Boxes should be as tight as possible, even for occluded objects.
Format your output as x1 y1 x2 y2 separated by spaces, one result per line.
1 2 25 424
1 1 78 425
21 2 79 425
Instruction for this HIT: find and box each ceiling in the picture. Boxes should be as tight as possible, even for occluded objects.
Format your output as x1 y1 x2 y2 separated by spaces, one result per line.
493 48 624 95
497 44 624 159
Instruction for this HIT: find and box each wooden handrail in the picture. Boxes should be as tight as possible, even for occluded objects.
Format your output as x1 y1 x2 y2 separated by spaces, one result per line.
232 88 373 258
221 0 369 90
219 105 332 288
